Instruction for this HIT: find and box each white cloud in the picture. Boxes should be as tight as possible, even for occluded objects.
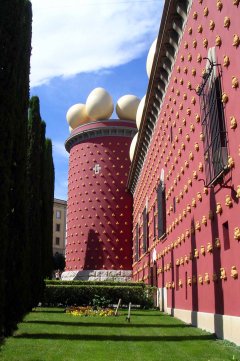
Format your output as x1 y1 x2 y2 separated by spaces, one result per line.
30 0 163 86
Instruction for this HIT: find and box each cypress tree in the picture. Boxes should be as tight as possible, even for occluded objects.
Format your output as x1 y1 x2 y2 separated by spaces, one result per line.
26 96 43 307
0 0 32 335
42 139 55 279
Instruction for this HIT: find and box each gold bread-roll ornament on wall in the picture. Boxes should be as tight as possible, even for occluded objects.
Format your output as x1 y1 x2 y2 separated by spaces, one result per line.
227 156 235 169
194 248 199 258
236 185 240 198
215 35 222 47
197 54 202 63
220 268 227 280
223 55 230 67
230 116 237 129
217 0 223 11
234 227 240 240
193 39 198 48
215 238 221 248
222 92 228 104
233 34 240 47
193 12 198 20
232 77 239 88
202 216 207 225
231 266 238 279
207 243 213 253
216 203 223 215
203 7 209 16
204 273 210 284
224 17 230 28
209 20 215 31
225 195 233 207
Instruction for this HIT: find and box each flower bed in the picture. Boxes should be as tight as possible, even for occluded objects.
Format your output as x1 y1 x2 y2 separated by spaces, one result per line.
66 306 115 317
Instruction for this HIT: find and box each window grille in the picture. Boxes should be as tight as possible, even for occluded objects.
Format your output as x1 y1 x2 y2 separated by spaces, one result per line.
198 60 228 186
153 203 157 239
157 181 166 238
142 207 148 253
135 224 139 262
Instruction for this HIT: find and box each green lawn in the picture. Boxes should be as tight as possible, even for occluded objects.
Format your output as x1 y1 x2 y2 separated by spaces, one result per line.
0 308 240 361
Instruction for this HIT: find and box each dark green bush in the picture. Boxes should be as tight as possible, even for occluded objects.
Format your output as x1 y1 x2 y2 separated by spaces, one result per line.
42 284 154 308
45 280 145 288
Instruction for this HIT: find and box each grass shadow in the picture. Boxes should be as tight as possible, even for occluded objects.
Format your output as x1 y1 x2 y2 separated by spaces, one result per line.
15 333 216 342
24 320 190 328
34 309 65 314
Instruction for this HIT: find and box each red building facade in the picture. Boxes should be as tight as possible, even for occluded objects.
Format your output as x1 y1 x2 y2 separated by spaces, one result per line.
62 120 136 281
128 0 240 345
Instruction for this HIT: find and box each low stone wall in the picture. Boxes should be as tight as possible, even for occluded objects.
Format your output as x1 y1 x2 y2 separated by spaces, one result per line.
61 269 132 282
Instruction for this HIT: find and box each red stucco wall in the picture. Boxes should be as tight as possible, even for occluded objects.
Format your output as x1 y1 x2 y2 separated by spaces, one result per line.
133 0 240 317
65 121 134 272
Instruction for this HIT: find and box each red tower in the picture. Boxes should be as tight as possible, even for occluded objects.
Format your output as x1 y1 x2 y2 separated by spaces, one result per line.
62 120 136 281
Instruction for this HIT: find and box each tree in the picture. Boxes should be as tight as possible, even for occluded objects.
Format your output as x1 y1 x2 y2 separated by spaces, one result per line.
27 96 43 307
0 0 32 336
42 138 55 279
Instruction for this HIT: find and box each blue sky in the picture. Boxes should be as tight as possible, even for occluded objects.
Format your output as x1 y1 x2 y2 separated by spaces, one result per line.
30 0 163 200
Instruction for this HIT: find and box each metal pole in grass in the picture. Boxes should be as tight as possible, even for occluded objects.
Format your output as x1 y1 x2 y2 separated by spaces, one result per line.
126 302 131 322
115 299 121 316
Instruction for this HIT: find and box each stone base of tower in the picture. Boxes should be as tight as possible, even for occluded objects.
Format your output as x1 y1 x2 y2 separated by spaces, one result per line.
61 269 133 282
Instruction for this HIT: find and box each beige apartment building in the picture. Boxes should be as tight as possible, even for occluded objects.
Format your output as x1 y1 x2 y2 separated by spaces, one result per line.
53 198 67 256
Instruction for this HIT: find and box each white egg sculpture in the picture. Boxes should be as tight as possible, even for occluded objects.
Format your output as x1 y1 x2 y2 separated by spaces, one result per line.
66 103 90 129
116 95 140 121
69 126 73 133
136 95 146 130
146 39 157 78
129 132 138 162
86 87 113 120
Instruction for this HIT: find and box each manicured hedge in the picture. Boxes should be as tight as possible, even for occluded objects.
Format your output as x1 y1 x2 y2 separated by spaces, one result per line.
43 285 154 308
46 280 145 288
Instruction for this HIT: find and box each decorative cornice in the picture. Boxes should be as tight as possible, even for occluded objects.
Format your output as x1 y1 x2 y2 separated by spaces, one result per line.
65 121 137 153
127 0 192 194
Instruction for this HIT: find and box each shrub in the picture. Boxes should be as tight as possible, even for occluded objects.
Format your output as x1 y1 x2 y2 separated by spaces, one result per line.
91 295 111 309
45 280 145 287
42 284 154 308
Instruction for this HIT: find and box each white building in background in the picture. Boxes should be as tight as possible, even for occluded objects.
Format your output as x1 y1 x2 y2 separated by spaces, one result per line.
53 198 67 256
